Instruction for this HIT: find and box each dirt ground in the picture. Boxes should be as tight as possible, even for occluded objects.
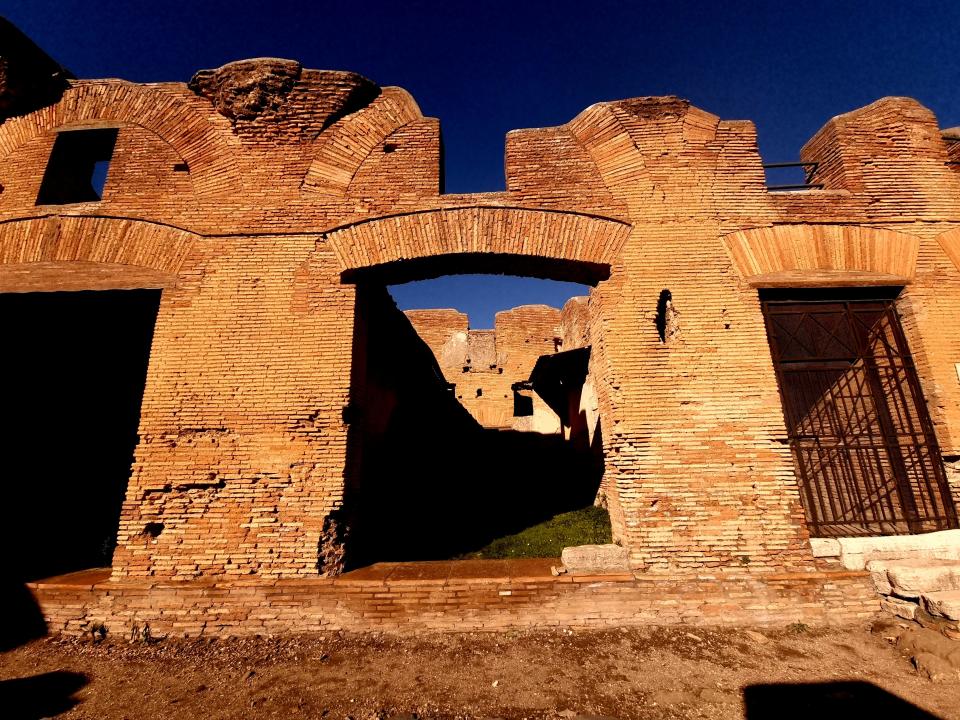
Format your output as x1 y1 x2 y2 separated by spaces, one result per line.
1 620 958 720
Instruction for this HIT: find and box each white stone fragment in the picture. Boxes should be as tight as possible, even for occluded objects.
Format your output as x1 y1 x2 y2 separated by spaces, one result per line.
833 530 960 570
884 560 960 599
880 596 919 621
922 590 960 621
561 544 630 573
809 538 841 558
866 560 893 595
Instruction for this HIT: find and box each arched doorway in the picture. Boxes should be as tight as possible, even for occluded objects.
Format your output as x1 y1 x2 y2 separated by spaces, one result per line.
325 206 629 567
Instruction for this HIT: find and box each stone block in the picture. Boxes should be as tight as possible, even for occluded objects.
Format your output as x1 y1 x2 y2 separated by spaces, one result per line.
883 560 960 599
561 544 630 573
808 538 840 558
922 590 960 622
880 596 919 621
834 530 960 571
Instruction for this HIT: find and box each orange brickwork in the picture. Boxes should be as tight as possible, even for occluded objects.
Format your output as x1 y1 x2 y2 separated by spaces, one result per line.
4 23 960 633
28 565 879 636
406 304 564 429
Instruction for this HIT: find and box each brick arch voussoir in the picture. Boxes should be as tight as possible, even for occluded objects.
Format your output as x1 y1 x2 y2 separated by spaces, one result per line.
0 215 198 292
324 206 631 281
302 87 424 195
722 224 921 287
0 82 243 196
935 226 960 274
566 102 653 196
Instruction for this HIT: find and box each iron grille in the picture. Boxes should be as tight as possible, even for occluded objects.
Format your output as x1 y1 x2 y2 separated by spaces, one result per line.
762 293 958 537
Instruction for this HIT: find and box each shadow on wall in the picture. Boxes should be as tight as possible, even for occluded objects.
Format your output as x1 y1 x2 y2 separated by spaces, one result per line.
343 284 604 567
0 289 161 582
743 681 941 719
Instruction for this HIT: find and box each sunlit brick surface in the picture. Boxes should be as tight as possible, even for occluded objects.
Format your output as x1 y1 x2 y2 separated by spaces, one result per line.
4 45 960 631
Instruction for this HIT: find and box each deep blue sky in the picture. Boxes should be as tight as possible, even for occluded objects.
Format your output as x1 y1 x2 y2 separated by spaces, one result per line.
6 1 958 327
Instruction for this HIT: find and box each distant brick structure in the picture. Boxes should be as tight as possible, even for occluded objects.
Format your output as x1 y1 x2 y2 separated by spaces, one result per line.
405 303 567 430
4 21 960 634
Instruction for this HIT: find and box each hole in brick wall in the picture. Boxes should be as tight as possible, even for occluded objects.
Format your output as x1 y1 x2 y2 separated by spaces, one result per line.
655 289 680 343
173 162 189 173
1 289 161 581
513 391 534 417
36 128 118 205
341 403 357 424
476 388 483 397
142 522 164 538
382 143 398 153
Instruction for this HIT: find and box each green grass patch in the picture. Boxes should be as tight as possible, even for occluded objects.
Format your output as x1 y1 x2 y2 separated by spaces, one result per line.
457 505 613 559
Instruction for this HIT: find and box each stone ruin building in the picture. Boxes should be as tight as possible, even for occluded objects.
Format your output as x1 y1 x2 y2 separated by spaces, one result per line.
3 17 960 636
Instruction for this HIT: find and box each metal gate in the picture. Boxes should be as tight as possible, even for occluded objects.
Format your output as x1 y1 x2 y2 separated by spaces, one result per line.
761 291 958 537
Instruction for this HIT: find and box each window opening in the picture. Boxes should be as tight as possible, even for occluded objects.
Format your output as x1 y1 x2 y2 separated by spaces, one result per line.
36 127 118 205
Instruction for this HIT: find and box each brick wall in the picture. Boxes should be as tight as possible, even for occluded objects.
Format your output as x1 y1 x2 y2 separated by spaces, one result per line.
407 304 563 430
29 568 879 637
0 34 958 611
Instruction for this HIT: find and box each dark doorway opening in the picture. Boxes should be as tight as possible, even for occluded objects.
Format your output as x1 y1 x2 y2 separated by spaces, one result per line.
0 289 161 581
342 282 606 568
761 287 958 537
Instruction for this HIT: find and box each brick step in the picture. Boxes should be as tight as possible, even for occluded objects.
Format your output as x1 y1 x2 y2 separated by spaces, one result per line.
869 559 960 598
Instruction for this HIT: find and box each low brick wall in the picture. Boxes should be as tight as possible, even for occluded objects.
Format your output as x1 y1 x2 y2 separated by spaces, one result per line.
28 565 880 638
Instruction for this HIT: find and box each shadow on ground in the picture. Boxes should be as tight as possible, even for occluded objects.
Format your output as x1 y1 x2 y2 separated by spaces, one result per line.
743 681 941 719
0 579 88 719
0 669 87 720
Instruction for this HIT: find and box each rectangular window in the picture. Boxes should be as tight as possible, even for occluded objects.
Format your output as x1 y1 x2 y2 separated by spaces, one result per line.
36 128 118 205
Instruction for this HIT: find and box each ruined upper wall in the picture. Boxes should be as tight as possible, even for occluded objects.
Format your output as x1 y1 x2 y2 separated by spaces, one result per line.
2 30 958 254
785 97 960 223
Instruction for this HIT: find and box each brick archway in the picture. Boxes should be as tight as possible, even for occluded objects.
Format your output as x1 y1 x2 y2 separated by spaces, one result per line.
0 82 243 196
721 224 921 287
325 206 631 283
0 215 197 291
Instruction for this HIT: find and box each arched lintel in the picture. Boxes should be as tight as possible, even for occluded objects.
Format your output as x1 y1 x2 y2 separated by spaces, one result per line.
0 215 197 292
325 205 631 280
722 224 920 287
